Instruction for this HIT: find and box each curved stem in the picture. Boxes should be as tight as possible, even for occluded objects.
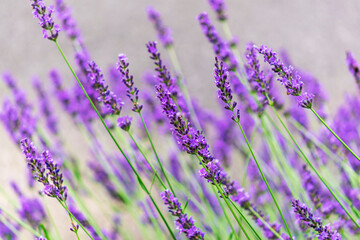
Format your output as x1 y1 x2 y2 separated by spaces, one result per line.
311 108 360 163
54 40 176 240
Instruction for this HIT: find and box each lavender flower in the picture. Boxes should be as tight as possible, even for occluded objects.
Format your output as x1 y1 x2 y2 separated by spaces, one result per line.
149 48 290 239
258 45 303 96
214 57 240 121
20 138 67 201
346 51 360 89
161 190 205 239
245 43 271 112
207 0 227 21
88 61 124 116
117 116 132 131
54 0 82 43
116 54 143 112
197 13 237 71
147 7 173 48
292 199 342 240
30 0 60 41
298 92 314 109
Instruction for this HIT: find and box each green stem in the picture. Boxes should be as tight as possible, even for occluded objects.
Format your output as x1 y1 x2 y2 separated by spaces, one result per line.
195 154 251 240
229 106 293 239
271 104 360 229
139 112 176 195
211 185 239 240
127 130 167 189
311 108 360 163
54 40 176 240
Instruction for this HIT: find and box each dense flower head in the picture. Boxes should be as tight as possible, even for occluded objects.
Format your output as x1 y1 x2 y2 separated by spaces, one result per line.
298 92 314 109
30 0 60 41
88 61 124 116
147 7 173 48
245 43 271 112
161 190 205 240
20 138 67 201
116 54 143 112
207 0 227 21
197 12 238 71
117 116 132 132
292 199 342 240
346 51 360 88
214 57 240 121
258 45 303 96
54 0 82 43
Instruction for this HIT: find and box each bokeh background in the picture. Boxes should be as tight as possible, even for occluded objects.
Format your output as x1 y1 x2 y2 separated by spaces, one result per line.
1 0 360 238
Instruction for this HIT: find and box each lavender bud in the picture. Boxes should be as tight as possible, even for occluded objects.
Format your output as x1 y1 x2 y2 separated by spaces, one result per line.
117 116 132 132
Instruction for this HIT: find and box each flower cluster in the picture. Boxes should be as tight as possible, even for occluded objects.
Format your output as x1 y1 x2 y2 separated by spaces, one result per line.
161 190 205 239
197 12 238 71
207 0 227 21
20 138 67 201
214 57 240 121
117 54 143 112
346 51 360 89
292 199 342 240
88 61 124 116
147 7 173 48
30 0 60 41
117 116 132 132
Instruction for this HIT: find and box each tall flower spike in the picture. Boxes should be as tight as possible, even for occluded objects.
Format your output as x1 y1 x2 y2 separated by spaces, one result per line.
147 7 173 48
30 0 60 41
116 54 143 112
346 51 360 89
197 12 237 71
161 190 205 239
258 45 303 96
207 0 227 21
149 49 290 239
20 138 67 201
88 61 124 116
245 43 271 113
292 199 343 240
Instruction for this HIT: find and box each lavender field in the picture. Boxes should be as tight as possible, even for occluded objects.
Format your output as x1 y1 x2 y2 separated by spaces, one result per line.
1 0 360 239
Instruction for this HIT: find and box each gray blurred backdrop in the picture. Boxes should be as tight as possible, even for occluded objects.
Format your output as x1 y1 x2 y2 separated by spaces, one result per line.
1 0 360 237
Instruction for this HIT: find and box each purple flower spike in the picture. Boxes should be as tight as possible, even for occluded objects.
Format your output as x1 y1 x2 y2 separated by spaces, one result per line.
207 0 227 21
197 12 237 71
292 199 343 240
346 51 360 88
147 7 173 48
116 54 143 112
298 92 314 109
161 190 205 240
20 138 67 201
30 0 60 41
214 57 240 121
258 45 303 96
88 61 124 116
117 116 132 132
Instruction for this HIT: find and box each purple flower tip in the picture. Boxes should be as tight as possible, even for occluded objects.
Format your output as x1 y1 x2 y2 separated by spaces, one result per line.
298 92 314 109
117 116 132 131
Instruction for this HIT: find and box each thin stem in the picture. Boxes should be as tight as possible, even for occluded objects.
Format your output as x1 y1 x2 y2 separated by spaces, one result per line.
54 40 176 240
127 130 167 189
139 112 176 195
311 108 360 163
271 104 360 229
229 107 293 239
195 154 251 240
211 185 239 240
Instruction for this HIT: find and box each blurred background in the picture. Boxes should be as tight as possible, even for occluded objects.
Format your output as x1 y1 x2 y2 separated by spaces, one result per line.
1 0 360 238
